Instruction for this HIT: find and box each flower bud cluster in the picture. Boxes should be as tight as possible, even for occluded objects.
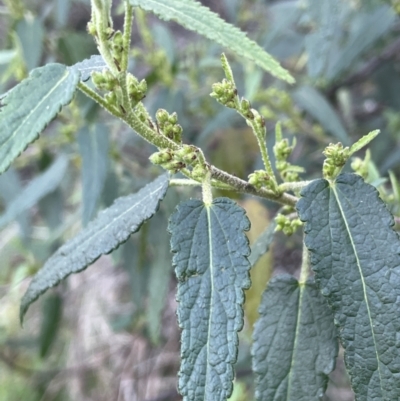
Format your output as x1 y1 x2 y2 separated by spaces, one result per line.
275 213 303 236
156 109 183 144
274 138 303 182
351 152 369 179
248 170 274 190
210 79 237 108
323 142 350 179
127 74 147 105
149 145 200 174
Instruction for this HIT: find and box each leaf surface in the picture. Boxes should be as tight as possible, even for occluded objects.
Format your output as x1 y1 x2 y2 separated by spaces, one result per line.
252 274 337 401
129 0 294 83
20 174 169 322
0 64 79 175
169 197 251 401
78 124 109 225
297 173 400 400
69 55 107 82
0 156 68 229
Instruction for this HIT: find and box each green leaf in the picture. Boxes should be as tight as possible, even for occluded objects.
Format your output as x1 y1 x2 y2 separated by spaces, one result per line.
0 156 68 230
349 129 380 155
69 55 107 82
292 85 350 145
16 16 44 71
129 0 295 84
78 124 109 225
297 173 400 400
0 64 80 175
20 174 169 323
169 197 251 401
252 274 338 401
39 293 63 358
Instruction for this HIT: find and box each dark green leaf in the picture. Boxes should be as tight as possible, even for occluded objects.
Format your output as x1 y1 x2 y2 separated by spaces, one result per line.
297 173 400 400
69 55 107 82
78 124 109 225
0 156 68 229
20 174 169 322
292 85 350 145
16 16 44 71
0 64 80 175
169 197 251 401
129 0 295 83
39 293 63 358
252 275 337 401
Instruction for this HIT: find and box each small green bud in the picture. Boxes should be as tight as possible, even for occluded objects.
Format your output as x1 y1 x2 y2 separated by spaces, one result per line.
210 79 237 107
156 109 169 126
149 150 172 165
192 164 207 181
168 112 178 125
248 170 270 190
163 160 186 174
175 145 199 165
112 30 123 49
87 21 97 36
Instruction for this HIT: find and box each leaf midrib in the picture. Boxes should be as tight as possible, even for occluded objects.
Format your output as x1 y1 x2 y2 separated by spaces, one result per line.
205 205 214 401
286 283 303 401
2 68 71 150
331 184 384 390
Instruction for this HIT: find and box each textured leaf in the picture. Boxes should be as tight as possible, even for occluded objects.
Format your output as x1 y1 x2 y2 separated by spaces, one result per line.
16 16 44 71
169 197 251 401
69 55 107 82
0 64 80 175
20 174 169 322
129 0 294 83
252 274 338 401
39 293 62 358
0 156 68 229
297 173 400 400
78 124 109 225
292 85 350 145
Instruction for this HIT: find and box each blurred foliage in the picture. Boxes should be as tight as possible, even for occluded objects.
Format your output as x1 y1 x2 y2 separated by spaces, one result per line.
0 0 399 400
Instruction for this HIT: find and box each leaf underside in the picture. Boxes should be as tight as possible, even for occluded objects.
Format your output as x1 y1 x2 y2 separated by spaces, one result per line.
169 198 251 401
129 0 295 84
297 173 400 400
252 274 338 401
0 64 80 175
20 174 169 322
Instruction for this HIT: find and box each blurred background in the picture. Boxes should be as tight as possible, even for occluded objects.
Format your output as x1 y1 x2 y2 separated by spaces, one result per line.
0 0 400 400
